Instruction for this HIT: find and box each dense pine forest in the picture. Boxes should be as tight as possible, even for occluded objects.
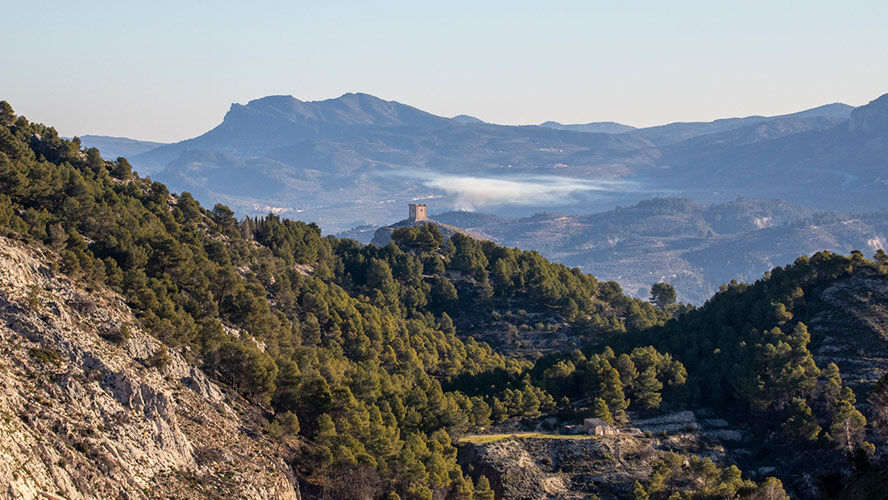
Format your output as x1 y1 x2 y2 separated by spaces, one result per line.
3 100 888 499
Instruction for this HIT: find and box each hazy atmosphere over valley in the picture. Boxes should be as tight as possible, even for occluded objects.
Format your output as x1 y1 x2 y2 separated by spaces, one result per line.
2 2 888 500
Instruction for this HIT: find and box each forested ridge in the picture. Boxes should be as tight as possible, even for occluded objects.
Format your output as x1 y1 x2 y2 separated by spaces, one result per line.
4 100 886 499
0 101 684 498
599 250 888 499
624 250 888 449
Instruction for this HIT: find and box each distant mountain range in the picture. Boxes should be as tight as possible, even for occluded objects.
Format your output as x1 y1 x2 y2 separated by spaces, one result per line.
79 135 168 161
622 102 853 146
422 198 887 303
538 121 637 134
79 92 886 233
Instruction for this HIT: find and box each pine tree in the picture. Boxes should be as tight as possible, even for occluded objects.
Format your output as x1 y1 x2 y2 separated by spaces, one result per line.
113 157 132 179
868 372 888 440
431 276 459 312
474 475 495 500
830 400 867 453
614 353 638 390
633 480 649 500
592 397 613 424
650 282 676 310
0 101 15 126
635 367 663 410
438 312 456 335
822 362 843 405
521 385 542 418
597 361 628 421
771 301 793 324
490 398 508 424
756 477 790 500
278 411 300 441
470 397 492 428
782 398 820 442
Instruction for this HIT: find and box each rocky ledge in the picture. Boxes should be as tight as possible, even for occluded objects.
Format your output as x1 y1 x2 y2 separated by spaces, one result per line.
0 236 299 500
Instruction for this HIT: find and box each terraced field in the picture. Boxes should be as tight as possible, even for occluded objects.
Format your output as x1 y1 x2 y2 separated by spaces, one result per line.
458 433 598 444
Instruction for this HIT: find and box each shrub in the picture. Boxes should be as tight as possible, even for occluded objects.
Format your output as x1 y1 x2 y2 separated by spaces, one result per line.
145 345 172 368
28 347 63 366
101 325 131 344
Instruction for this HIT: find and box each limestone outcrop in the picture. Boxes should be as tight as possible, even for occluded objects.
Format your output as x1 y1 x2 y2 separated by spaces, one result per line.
0 236 300 500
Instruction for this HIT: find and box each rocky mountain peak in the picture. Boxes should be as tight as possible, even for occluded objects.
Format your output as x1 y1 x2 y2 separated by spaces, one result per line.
224 92 448 128
849 92 888 135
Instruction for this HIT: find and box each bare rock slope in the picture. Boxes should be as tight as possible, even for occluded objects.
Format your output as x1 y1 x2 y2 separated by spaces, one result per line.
0 236 299 500
810 268 888 389
459 435 656 500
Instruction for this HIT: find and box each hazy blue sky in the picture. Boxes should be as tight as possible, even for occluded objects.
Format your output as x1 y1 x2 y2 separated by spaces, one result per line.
3 1 887 142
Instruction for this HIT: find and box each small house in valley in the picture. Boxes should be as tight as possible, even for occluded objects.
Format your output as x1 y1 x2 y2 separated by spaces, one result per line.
583 418 619 436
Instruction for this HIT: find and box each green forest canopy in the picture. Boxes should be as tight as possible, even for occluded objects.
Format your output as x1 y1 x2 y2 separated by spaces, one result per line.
7 100 885 498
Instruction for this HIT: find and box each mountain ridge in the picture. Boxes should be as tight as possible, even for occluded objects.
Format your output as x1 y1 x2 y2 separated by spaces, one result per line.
88 92 886 233
136 93 453 166
122 95 858 168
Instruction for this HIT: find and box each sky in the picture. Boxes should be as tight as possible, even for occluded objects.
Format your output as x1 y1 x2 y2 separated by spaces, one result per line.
3 0 888 143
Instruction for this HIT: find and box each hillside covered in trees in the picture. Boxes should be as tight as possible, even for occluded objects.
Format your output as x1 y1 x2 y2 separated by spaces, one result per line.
535 248 888 496
428 198 888 304
3 100 887 499
0 102 687 499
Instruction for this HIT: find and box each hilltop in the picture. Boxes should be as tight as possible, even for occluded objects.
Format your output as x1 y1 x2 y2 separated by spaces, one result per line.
369 204 490 247
538 121 637 134
78 135 168 162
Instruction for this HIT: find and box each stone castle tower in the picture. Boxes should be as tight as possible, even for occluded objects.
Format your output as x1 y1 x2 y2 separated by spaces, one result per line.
408 203 428 222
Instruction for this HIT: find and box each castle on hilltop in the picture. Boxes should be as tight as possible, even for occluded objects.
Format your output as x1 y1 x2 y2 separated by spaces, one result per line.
371 203 486 246
408 203 428 222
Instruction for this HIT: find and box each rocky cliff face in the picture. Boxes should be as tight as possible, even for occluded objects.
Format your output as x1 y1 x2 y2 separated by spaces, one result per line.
848 93 888 136
458 436 655 500
0 236 299 500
